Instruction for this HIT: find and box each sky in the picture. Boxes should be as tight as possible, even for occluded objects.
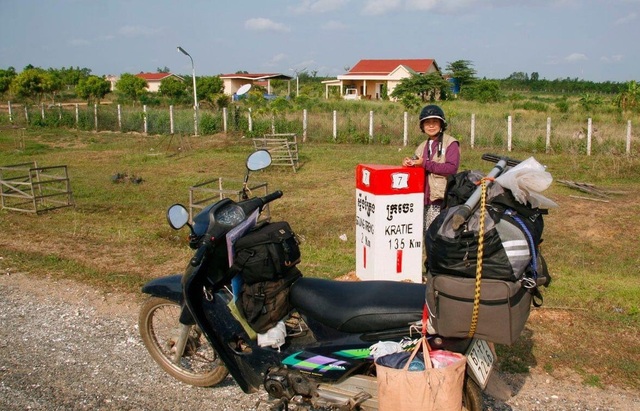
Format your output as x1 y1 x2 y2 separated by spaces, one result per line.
0 0 638 83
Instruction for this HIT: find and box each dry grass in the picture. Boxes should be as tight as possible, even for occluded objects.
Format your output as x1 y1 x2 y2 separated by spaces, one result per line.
0 128 638 390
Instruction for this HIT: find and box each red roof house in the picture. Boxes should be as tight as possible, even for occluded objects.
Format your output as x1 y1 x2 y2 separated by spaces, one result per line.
322 59 441 100
135 72 184 93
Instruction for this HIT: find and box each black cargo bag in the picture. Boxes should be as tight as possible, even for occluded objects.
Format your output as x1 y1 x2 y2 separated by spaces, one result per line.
237 268 302 333
426 203 545 282
231 221 301 285
425 272 532 345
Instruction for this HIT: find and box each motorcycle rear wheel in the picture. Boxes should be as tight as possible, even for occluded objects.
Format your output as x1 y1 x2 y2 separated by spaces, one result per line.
138 296 228 387
462 377 483 411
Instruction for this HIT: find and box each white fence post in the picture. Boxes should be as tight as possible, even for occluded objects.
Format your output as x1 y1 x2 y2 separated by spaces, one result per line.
587 118 592 156
369 110 374 142
222 107 227 132
41 103 45 120
143 105 148 134
169 105 174 135
303 109 308 142
546 117 551 153
248 108 253 132
24 105 29 124
75 104 79 128
58 104 62 120
333 110 337 141
8 101 13 123
507 115 512 152
403 111 408 146
94 104 98 131
117 104 122 131
470 113 475 149
626 120 632 155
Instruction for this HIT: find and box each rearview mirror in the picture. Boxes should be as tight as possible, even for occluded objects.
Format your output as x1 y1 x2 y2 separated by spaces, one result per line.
166 204 189 230
246 149 272 171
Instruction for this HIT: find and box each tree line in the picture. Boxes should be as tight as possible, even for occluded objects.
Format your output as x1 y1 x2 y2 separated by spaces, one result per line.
1 62 638 114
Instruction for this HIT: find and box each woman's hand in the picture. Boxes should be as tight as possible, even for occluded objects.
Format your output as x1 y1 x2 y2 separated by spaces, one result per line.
403 157 421 167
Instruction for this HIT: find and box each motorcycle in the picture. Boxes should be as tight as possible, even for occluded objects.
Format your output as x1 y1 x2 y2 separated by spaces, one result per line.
139 149 494 410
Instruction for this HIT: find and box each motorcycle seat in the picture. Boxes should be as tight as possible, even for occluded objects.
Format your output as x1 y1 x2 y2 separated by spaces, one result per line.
290 277 425 333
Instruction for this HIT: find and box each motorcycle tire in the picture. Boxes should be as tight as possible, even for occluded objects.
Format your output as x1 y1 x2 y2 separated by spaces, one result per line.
138 296 228 387
462 376 483 411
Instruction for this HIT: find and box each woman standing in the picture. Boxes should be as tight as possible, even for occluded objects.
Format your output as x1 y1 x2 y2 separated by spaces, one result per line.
402 104 460 235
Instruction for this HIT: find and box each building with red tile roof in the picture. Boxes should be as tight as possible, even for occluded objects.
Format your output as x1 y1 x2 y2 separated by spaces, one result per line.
135 72 184 92
323 59 441 100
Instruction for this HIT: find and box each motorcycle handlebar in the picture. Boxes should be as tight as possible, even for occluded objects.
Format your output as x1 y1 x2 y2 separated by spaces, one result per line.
261 190 283 205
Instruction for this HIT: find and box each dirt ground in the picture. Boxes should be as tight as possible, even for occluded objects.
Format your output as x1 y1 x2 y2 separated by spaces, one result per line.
1 270 639 411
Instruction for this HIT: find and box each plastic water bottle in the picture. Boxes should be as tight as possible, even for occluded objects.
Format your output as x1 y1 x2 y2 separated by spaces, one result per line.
408 358 425 371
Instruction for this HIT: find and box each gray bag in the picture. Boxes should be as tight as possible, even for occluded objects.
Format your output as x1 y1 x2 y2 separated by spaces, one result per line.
425 272 532 345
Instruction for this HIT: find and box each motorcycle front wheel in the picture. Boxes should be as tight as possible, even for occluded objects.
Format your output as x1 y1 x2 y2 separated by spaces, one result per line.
138 296 229 387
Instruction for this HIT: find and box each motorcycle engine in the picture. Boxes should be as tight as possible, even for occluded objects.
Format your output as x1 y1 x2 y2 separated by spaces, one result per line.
264 367 316 400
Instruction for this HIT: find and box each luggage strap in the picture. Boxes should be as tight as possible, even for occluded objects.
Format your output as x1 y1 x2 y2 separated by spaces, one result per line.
468 177 492 338
506 210 544 307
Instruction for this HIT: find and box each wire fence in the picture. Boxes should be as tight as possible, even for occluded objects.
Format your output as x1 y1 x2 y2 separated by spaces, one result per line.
0 101 635 155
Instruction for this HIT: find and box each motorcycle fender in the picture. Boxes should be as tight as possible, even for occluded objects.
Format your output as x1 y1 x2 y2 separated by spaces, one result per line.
141 274 183 303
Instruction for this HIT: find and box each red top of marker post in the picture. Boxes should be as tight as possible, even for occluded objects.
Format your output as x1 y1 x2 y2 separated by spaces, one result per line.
356 164 424 195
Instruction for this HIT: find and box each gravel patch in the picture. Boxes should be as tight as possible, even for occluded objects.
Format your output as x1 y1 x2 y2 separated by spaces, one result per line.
1 272 638 411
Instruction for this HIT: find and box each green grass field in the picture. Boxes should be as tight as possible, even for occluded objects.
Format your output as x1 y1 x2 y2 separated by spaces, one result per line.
0 127 638 390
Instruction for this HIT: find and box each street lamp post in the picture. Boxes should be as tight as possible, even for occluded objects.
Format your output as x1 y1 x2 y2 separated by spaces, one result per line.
177 46 198 136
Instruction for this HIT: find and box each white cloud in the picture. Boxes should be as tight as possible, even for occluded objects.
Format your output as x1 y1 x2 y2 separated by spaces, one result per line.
264 53 287 67
615 12 637 25
362 0 402 15
289 0 348 14
118 25 162 37
565 53 588 62
68 38 90 47
322 20 348 30
244 18 291 32
405 0 478 13
405 0 443 11
601 54 624 63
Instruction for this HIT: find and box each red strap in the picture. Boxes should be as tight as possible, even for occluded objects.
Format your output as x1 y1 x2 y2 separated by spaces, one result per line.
422 303 428 336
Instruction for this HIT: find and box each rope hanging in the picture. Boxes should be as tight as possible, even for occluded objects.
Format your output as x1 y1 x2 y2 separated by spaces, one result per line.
467 177 492 338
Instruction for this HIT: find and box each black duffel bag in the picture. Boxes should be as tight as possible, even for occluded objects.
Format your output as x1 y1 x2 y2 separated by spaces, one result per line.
231 221 301 284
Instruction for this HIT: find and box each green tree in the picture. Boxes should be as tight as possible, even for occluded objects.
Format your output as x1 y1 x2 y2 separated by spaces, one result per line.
0 67 17 94
76 75 111 104
196 76 224 103
614 80 639 112
579 93 603 112
116 73 148 104
390 72 450 108
159 76 188 103
461 79 505 103
506 72 529 81
445 60 477 92
9 68 57 102
157 66 171 73
531 72 539 82
55 66 92 88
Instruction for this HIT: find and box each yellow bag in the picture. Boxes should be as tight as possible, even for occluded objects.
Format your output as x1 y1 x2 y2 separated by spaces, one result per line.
375 337 466 411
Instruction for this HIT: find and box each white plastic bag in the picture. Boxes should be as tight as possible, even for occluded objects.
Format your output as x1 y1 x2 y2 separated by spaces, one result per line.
257 321 287 350
495 157 558 209
370 341 404 360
